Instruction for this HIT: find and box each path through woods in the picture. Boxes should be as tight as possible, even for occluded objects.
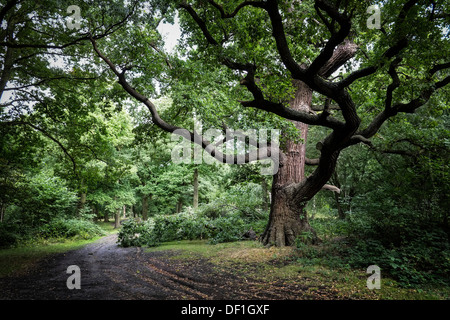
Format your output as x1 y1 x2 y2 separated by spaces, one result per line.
0 234 339 300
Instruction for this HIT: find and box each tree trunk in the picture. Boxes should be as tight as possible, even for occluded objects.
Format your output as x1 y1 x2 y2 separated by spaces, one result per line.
77 192 87 216
114 207 120 228
331 171 345 219
176 198 183 213
142 194 149 220
193 168 199 209
261 185 317 246
260 39 358 246
93 205 100 221
0 202 4 223
261 80 318 247
334 192 345 219
104 211 108 222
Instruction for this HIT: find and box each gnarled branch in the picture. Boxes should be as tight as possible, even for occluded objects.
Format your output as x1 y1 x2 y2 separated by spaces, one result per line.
90 36 278 165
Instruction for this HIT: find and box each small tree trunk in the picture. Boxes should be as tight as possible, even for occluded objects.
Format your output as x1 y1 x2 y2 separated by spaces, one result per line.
331 171 345 219
142 194 149 220
334 192 345 219
193 168 199 209
93 205 100 221
77 192 87 216
176 198 183 213
114 208 120 228
0 202 4 223
104 211 108 222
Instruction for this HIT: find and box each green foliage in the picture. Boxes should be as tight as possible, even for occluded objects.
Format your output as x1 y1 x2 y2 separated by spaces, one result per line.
9 170 78 226
303 99 450 288
341 227 450 287
0 218 105 248
198 177 268 219
118 213 210 248
0 0 448 294
38 218 105 240
151 213 208 244
300 208 450 288
295 231 316 246
0 223 22 248
117 219 154 248
208 214 247 245
117 209 264 248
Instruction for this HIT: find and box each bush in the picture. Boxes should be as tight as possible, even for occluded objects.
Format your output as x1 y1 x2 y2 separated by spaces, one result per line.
118 213 212 247
208 214 247 244
0 223 19 248
116 211 264 247
117 219 154 247
39 218 105 240
18 172 78 225
336 225 450 287
0 222 38 248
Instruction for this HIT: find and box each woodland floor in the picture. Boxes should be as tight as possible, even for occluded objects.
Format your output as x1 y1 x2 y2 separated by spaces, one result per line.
1 233 448 301
0 234 339 300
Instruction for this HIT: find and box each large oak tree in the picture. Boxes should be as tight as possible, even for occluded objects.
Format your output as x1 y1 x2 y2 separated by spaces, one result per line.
84 0 450 246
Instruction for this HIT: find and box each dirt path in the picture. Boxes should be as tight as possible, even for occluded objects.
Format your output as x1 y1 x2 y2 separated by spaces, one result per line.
0 234 330 300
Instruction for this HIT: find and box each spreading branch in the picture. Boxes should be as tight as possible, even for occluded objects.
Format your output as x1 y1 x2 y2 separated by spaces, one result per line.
207 0 266 19
179 1 348 130
337 0 420 89
308 0 352 77
2 121 77 174
89 36 278 165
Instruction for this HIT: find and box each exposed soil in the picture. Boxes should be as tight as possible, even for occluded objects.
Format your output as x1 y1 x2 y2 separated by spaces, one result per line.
0 234 340 300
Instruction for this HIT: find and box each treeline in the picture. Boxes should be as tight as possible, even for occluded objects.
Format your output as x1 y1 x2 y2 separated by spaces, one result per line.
0 98 271 247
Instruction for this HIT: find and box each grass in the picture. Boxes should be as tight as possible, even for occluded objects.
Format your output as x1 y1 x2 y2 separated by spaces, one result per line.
0 220 117 278
145 239 450 300
2 217 449 300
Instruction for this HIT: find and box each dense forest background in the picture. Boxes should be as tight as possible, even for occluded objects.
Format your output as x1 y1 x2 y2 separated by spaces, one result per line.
0 0 449 289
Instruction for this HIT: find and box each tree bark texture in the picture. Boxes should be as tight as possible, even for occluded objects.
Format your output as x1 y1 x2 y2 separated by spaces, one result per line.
260 38 358 246
261 80 318 246
77 192 87 216
176 198 183 213
142 194 149 221
114 210 120 228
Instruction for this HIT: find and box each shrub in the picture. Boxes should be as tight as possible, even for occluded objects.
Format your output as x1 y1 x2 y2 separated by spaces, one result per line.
208 214 247 244
336 226 450 287
19 172 78 225
39 218 105 240
116 211 263 247
118 213 212 247
0 223 19 248
117 219 153 247
151 213 212 243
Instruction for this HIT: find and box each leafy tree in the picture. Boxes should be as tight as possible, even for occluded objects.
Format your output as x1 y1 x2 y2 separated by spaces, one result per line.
87 0 449 246
1 0 448 250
